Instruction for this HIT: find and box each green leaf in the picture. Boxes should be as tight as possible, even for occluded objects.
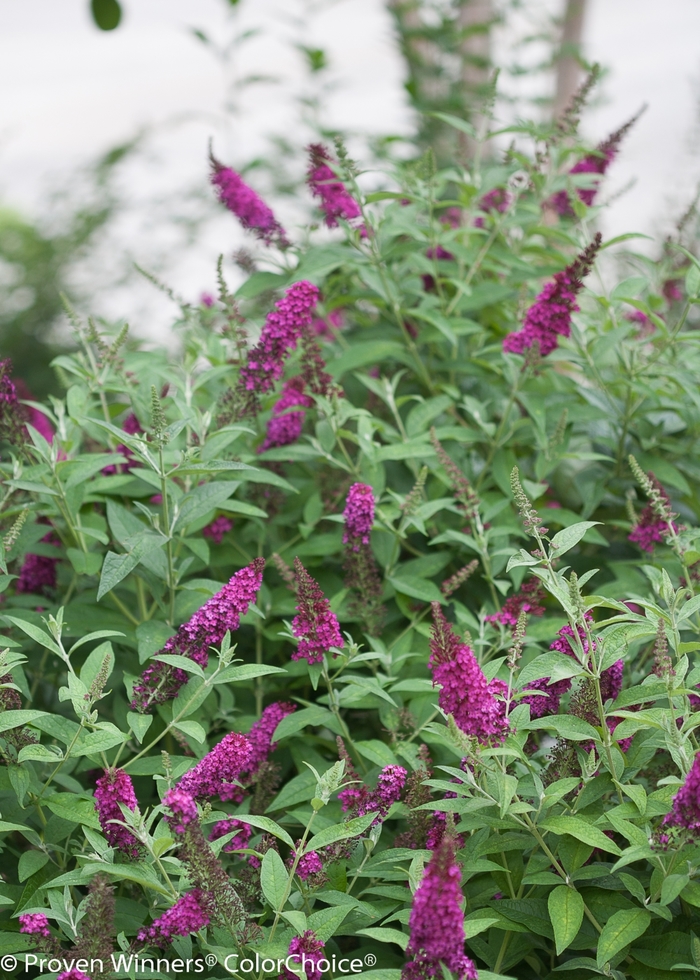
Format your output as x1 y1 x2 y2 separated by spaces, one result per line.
2 616 61 654
71 728 127 758
173 720 207 743
174 481 240 531
272 706 334 741
79 640 115 689
226 814 294 849
18 851 49 883
127 711 153 743
306 813 377 852
66 548 103 576
96 550 141 600
328 341 406 378
357 927 408 950
388 574 444 603
548 885 584 954
0 709 48 733
307 905 352 942
90 0 122 30
540 816 621 854
521 715 599 742
596 908 651 968
260 848 289 910
549 522 602 558
44 794 101 829
354 740 397 767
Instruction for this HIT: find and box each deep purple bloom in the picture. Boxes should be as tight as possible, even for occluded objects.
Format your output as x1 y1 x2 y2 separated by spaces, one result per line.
131 558 265 712
307 144 363 230
312 308 344 339
177 732 252 802
402 836 477 980
503 235 601 356
210 153 288 247
281 930 326 980
663 279 683 303
163 788 199 834
429 603 508 744
16 530 60 596
600 658 624 702
520 676 571 719
137 889 210 946
629 475 678 552
209 818 252 853
664 752 700 834
244 701 297 779
478 187 513 214
19 913 51 937
292 558 344 664
57 972 92 980
202 516 234 544
293 849 324 880
626 309 654 337
259 376 313 453
94 768 140 857
358 764 407 822
486 577 546 628
200 292 215 307
239 281 320 398
342 483 375 550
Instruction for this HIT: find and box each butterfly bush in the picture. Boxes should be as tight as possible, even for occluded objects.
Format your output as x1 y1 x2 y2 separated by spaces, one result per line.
3 90 700 980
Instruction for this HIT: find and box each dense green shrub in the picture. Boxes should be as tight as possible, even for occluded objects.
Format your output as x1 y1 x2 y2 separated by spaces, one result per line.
1 109 700 980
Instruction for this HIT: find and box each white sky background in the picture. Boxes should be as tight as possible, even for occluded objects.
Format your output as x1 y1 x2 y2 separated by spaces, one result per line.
0 0 699 341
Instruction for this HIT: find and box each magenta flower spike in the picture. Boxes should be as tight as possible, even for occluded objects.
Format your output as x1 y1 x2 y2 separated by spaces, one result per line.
259 376 313 453
210 151 288 247
402 836 477 980
244 701 297 778
503 234 601 357
307 144 363 230
137 889 210 946
131 558 265 712
429 603 508 744
629 474 678 551
281 930 327 980
19 913 51 938
94 768 140 857
239 281 320 398
177 731 252 802
664 752 700 835
291 558 344 664
342 482 375 550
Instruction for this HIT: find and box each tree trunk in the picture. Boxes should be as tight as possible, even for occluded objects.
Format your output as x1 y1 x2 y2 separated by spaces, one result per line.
553 0 588 119
457 0 495 159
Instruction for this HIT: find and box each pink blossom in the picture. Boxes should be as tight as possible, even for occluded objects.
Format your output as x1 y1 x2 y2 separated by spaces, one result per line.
239 281 319 397
259 376 313 453
163 788 199 834
209 818 252 853
402 836 477 980
131 558 265 711
307 144 364 231
281 930 326 980
664 752 700 834
210 153 288 247
293 849 324 880
57 972 92 980
486 577 546 628
358 764 407 823
19 913 51 938
94 768 140 857
503 235 601 356
244 701 297 779
342 483 375 551
137 889 210 946
312 308 344 339
202 516 234 544
429 603 509 744
291 558 344 664
177 732 252 802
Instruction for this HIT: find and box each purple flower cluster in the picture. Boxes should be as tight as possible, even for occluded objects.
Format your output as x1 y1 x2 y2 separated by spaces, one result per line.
358 764 407 823
429 603 509 744
202 516 234 544
629 475 678 552
307 144 363 230
16 530 60 596
259 376 313 453
479 187 513 214
342 483 375 550
239 281 320 398
137 889 210 946
402 836 477 980
281 930 326 980
244 701 297 780
19 913 51 938
210 153 288 247
503 235 601 357
664 752 700 835
312 308 344 339
178 732 252 801
94 768 140 857
551 117 638 216
486 577 546 628
131 558 265 712
163 788 199 833
293 849 324 881
57 971 91 980
209 818 252 853
292 558 344 664
520 676 572 720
